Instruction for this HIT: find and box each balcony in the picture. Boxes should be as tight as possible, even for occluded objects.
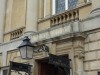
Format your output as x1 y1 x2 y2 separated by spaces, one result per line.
32 2 92 43
51 9 79 26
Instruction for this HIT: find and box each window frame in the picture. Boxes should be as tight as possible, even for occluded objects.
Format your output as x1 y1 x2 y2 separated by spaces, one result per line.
52 0 90 15
44 0 46 17
52 0 68 15
1 67 9 75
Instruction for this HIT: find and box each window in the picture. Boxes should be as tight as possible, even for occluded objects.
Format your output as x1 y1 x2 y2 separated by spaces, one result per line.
1 67 9 75
56 0 65 13
3 69 8 75
68 0 78 9
52 0 78 14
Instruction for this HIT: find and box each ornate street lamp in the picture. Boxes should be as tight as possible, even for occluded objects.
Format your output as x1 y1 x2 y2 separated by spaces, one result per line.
18 36 49 59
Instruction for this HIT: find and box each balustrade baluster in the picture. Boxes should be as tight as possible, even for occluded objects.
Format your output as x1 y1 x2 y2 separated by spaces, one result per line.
51 9 79 26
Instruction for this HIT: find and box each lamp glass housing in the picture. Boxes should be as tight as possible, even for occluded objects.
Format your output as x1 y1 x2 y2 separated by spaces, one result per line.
19 46 33 59
18 36 34 59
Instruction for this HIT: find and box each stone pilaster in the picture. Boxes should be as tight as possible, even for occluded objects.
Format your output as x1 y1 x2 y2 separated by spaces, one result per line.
74 48 84 75
73 35 85 75
75 54 84 75
25 0 38 35
0 0 6 44
75 47 84 74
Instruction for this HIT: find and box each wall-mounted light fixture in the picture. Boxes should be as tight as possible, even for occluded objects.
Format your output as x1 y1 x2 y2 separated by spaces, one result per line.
18 36 49 59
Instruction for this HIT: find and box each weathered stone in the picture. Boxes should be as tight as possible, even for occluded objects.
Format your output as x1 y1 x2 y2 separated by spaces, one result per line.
90 61 100 70
86 71 97 75
89 42 99 51
84 62 89 70
88 33 96 42
85 52 96 61
84 44 89 51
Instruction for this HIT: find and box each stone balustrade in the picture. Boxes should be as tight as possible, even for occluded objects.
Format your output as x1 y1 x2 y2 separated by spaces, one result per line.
51 9 79 26
10 28 24 40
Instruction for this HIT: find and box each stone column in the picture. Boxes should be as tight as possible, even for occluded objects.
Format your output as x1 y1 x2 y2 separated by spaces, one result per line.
0 0 6 44
25 0 38 35
75 50 84 75
91 0 100 15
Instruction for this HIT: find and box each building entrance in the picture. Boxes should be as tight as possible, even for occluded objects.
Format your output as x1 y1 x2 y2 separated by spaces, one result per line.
38 61 58 75
37 56 70 75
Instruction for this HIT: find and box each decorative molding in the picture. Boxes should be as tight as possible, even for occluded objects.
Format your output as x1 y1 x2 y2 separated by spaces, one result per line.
81 13 100 22
4 26 25 35
90 8 100 14
10 28 24 40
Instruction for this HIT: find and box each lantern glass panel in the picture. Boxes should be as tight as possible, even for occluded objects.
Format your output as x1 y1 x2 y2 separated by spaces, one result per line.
19 46 27 59
26 46 33 59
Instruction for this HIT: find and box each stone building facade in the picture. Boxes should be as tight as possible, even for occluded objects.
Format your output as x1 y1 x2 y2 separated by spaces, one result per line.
0 0 100 75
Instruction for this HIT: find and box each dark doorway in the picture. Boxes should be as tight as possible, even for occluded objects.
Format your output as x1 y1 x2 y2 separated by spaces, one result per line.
38 61 58 75
37 55 70 75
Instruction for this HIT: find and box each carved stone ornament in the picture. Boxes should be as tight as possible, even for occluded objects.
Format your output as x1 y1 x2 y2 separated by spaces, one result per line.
75 50 84 59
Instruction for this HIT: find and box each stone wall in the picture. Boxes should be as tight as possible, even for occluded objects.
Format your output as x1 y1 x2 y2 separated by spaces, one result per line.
84 31 100 75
